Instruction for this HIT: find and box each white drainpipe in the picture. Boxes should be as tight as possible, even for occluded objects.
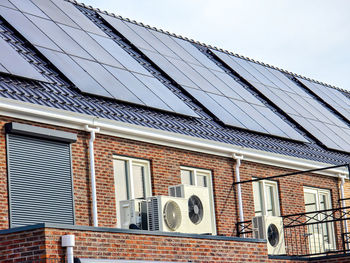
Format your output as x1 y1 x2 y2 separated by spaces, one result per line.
85 125 100 227
233 154 245 237
61 235 75 263
339 174 349 248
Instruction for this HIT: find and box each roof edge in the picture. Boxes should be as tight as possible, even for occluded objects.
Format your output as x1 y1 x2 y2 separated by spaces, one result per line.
0 96 347 177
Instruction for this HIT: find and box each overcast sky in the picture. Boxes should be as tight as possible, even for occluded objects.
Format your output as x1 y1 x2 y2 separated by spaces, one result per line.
82 0 350 90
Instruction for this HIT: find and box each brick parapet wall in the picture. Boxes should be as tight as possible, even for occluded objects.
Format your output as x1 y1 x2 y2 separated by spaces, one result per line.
0 227 46 262
46 227 270 262
2 225 350 263
0 225 273 263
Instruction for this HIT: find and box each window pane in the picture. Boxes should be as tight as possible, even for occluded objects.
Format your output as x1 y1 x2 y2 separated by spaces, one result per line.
132 164 145 199
181 169 193 185
115 160 129 201
304 192 317 213
319 194 328 210
253 181 263 216
265 184 275 216
197 173 207 187
319 193 331 242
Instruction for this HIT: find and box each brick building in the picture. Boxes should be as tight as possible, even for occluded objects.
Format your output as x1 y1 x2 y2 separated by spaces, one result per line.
0 0 350 262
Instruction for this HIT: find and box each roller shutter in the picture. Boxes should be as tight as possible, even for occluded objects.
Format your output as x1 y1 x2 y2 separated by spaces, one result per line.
7 134 75 227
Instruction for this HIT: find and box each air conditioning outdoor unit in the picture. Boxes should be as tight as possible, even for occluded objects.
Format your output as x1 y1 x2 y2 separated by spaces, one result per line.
252 216 286 255
120 199 148 230
168 184 214 234
147 196 190 233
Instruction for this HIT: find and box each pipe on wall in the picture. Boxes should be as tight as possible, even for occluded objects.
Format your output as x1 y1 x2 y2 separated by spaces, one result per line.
233 154 244 237
339 174 349 249
85 125 100 227
61 235 75 263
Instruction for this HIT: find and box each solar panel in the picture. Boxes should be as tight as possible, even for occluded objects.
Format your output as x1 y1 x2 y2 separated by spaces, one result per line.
0 63 9 74
0 36 48 82
72 56 145 104
0 0 16 9
26 15 93 59
297 78 350 122
37 47 111 97
9 0 49 18
50 0 108 36
59 24 124 68
211 49 350 152
101 13 307 141
0 3 197 117
100 14 156 52
89 33 152 76
0 6 59 50
30 0 78 28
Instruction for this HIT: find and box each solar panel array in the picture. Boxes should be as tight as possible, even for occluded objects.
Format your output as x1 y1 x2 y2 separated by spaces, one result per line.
100 13 307 142
0 32 47 82
212 49 350 152
298 78 350 123
3 0 350 150
0 0 197 117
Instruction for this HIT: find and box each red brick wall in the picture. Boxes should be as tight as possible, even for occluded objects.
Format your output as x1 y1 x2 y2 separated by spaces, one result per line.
0 228 46 262
0 226 303 263
2 226 350 263
0 116 341 233
0 115 346 262
44 228 270 262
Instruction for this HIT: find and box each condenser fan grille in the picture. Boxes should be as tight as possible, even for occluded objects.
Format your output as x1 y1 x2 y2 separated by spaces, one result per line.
188 195 203 224
163 200 182 231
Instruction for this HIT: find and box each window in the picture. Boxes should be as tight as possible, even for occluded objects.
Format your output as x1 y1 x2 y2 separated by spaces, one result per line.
304 187 335 252
252 179 280 216
180 168 208 187
180 167 216 234
113 156 151 227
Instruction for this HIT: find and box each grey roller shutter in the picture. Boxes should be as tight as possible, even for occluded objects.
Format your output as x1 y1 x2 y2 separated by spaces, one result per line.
7 134 75 227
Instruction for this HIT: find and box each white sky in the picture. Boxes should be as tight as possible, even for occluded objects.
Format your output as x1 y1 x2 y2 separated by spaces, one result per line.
82 0 350 90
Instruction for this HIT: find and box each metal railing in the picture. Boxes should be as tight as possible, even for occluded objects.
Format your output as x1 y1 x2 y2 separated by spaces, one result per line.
237 205 350 258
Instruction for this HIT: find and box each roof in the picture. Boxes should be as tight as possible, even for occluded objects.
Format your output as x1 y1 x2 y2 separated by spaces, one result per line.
0 0 349 165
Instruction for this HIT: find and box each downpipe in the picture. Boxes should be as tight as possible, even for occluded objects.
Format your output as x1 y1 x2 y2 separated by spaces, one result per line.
339 174 349 249
233 154 245 237
85 125 100 227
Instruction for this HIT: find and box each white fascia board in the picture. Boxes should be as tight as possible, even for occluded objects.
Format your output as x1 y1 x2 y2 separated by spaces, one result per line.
0 97 348 177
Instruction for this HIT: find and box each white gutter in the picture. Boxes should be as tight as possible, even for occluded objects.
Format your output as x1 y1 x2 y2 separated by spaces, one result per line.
233 154 245 237
339 174 349 249
85 125 100 227
0 97 348 177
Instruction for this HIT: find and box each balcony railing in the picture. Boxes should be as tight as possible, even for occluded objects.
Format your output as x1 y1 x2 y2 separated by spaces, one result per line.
237 204 350 258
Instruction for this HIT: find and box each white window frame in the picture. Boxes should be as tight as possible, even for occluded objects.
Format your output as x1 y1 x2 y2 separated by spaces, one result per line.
303 187 332 211
180 166 217 235
303 186 335 251
252 179 280 217
113 155 152 227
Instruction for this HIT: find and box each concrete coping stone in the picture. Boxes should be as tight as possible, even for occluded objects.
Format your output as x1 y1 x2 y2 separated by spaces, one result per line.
0 223 266 243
